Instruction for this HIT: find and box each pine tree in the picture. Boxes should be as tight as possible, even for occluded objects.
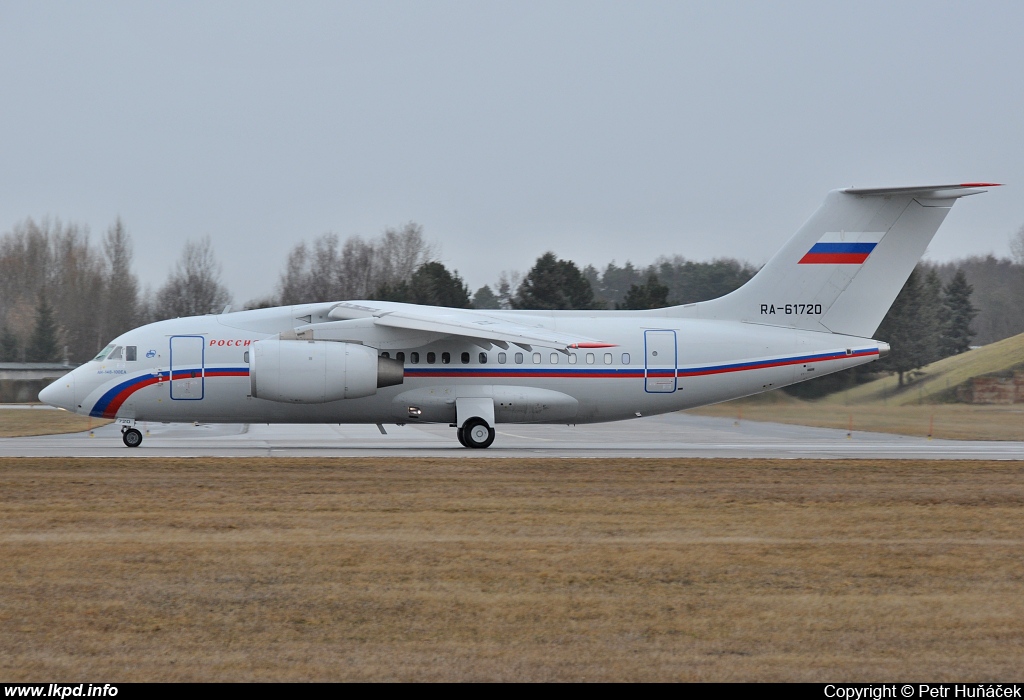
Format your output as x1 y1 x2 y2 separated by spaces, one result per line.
618 274 670 310
409 262 471 308
513 253 596 310
372 280 413 303
920 269 944 365
471 285 500 309
27 293 61 362
940 269 977 356
373 262 471 308
650 256 757 305
874 269 936 386
593 261 642 307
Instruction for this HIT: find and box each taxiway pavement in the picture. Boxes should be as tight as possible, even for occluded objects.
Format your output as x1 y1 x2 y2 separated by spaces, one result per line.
2 412 1023 459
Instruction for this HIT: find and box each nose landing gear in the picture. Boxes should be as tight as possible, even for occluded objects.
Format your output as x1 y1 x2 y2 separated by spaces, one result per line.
121 426 143 448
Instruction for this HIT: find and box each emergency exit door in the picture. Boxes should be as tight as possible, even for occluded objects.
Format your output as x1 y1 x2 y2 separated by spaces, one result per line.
644 330 677 393
169 335 205 400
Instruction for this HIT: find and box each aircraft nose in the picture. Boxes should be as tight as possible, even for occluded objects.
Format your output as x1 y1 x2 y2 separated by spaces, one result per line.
39 373 76 411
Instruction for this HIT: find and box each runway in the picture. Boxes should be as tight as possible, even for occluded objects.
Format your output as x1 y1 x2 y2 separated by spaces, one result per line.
3 411 1024 459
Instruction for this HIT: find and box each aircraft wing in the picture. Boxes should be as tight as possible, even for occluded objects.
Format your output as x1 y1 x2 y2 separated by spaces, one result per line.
326 302 615 351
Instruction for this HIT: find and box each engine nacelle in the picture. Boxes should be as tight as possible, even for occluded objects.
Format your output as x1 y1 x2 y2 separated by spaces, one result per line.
250 339 403 403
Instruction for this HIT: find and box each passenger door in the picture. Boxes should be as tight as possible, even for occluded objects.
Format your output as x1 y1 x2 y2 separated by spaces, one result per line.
644 330 677 393
169 335 205 400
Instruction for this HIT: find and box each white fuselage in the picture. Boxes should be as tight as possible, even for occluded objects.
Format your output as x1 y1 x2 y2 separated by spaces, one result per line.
47 302 882 426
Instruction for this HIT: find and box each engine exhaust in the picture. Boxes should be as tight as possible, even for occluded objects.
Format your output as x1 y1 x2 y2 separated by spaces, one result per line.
377 356 405 388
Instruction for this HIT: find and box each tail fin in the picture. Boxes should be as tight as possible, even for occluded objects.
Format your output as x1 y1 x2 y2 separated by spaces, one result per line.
682 183 998 338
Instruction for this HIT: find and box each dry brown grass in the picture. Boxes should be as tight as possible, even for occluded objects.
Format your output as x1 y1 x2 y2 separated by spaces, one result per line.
0 409 112 437
689 402 1024 441
1 457 1022 681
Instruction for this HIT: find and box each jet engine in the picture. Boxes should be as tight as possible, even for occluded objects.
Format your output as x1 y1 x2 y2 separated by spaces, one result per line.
249 339 403 403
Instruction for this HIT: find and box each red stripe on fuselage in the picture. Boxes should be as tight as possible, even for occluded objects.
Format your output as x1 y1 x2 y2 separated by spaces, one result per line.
97 369 249 418
100 375 164 418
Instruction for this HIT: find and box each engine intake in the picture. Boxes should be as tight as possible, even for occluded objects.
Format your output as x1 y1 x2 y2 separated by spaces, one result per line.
250 339 403 403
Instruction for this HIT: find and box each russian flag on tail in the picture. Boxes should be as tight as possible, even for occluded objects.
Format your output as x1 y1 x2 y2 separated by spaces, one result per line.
799 231 886 265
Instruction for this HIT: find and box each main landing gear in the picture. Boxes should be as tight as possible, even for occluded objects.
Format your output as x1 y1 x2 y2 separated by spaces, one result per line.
121 426 143 448
457 417 495 449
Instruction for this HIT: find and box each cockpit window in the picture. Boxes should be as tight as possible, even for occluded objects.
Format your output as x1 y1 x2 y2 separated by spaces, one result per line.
125 346 137 361
108 346 124 361
93 343 116 361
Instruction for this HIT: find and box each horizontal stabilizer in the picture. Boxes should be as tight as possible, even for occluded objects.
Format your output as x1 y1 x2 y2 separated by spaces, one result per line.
843 183 1000 197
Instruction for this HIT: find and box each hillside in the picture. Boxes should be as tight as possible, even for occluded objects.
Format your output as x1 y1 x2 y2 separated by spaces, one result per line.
822 332 1024 406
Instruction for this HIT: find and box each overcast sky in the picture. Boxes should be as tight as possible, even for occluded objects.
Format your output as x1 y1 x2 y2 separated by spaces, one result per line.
1 1 1022 304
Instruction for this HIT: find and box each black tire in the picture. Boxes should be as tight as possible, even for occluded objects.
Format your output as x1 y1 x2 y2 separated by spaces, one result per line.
122 428 143 448
456 426 468 448
462 417 495 449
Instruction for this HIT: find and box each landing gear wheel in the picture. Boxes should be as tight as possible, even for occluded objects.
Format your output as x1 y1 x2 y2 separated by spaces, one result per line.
122 428 143 448
462 417 495 449
456 426 468 447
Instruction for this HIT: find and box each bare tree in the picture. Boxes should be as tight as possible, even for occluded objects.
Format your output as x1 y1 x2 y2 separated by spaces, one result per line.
154 236 232 319
136 285 156 326
277 223 436 304
308 233 342 301
277 242 308 305
1010 224 1024 265
0 219 51 328
51 222 105 359
102 218 140 341
0 218 109 361
495 270 523 309
377 223 435 288
339 235 377 298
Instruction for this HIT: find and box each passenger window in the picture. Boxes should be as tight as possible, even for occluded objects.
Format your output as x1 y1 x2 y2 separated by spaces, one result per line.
126 346 137 361
604 353 613 364
515 352 524 364
550 353 559 364
479 352 488 364
410 352 419 364
244 351 249 363
568 353 577 364
586 353 595 364
397 351 405 362
442 352 450 364
381 351 390 359
461 352 470 364
427 352 436 364
498 352 506 364
622 353 630 364
533 352 541 364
